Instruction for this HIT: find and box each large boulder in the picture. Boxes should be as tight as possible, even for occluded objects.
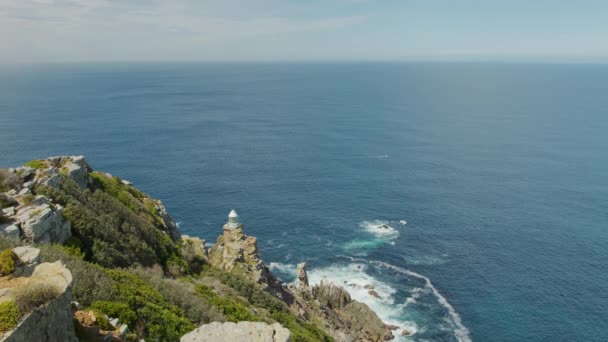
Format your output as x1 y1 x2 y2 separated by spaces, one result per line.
180 322 290 342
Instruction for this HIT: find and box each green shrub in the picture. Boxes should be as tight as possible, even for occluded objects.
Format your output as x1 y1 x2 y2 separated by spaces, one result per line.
0 301 20 332
91 301 136 328
14 282 62 313
104 269 194 341
63 237 85 259
36 176 181 269
0 249 16 276
39 244 116 307
195 284 258 322
24 160 46 169
130 268 224 324
89 309 114 330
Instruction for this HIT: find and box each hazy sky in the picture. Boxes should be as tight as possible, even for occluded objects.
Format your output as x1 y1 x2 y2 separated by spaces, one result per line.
1 0 607 64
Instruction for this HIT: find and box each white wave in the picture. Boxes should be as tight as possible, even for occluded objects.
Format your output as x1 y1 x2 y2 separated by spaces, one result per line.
400 220 407 225
360 220 400 238
371 261 472 342
399 287 426 308
308 263 414 341
335 255 470 342
176 221 183 228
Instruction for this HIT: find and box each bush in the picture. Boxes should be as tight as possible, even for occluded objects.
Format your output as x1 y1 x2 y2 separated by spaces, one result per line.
0 301 20 332
24 160 46 169
14 282 62 313
39 244 116 307
0 249 16 276
36 176 181 269
102 269 194 341
195 284 258 322
0 170 20 192
131 268 224 324
89 309 114 330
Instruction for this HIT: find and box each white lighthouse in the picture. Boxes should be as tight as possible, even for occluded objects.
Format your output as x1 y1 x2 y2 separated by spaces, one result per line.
224 209 242 230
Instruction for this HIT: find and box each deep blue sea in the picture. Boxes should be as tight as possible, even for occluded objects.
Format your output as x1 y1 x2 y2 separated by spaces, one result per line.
1 62 607 341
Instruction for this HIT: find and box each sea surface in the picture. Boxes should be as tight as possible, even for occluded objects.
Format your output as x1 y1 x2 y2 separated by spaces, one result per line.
1 62 607 341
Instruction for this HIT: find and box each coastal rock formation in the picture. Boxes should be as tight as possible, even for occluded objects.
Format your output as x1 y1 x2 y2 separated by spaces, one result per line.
296 262 309 288
1 260 77 342
32 156 91 190
181 322 291 342
208 211 392 341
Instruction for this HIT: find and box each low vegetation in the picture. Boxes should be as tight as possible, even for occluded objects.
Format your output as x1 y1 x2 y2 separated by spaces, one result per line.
0 301 20 332
36 176 180 269
0 248 16 276
14 282 62 313
24 159 46 169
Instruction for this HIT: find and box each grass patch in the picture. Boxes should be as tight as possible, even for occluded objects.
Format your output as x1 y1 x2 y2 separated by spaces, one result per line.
0 301 20 332
24 160 46 169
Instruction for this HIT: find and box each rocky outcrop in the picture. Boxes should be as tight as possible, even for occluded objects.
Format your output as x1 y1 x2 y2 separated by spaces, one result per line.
16 197 71 243
33 156 91 190
1 260 77 342
207 213 294 303
155 201 181 241
181 322 290 342
296 263 309 288
207 212 392 341
0 156 92 244
181 235 208 263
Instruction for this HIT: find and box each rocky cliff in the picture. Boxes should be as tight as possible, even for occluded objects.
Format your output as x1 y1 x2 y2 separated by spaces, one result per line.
207 211 393 342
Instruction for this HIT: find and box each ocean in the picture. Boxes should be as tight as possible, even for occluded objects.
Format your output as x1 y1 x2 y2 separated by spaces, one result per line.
1 62 607 341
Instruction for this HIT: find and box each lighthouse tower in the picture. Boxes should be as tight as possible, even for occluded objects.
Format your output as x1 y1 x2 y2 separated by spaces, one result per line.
224 209 243 231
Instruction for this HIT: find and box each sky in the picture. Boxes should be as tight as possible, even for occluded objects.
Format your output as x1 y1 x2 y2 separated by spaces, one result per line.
0 0 607 64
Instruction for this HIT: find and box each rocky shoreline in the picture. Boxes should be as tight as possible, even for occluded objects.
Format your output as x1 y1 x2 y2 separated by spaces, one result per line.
0 156 399 341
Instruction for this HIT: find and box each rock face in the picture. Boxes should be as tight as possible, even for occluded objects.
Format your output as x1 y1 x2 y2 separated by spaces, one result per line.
34 156 91 190
296 263 309 288
308 280 393 342
181 235 208 263
0 156 93 244
207 212 294 304
1 260 77 342
17 198 71 243
208 213 272 286
181 322 290 342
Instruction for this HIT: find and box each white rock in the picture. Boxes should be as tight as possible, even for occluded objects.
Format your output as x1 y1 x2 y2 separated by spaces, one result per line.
18 202 71 243
2 206 16 216
13 246 41 265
